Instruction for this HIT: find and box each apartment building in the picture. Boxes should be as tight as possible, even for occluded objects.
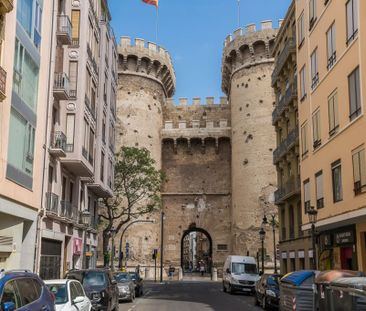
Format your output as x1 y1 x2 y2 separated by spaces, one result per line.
0 0 54 270
272 1 312 274
37 0 116 279
296 0 366 271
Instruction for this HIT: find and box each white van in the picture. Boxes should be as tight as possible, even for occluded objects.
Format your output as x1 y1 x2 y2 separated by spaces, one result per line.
223 255 260 294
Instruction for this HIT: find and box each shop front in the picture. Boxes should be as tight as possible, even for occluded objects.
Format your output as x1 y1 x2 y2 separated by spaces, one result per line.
318 225 357 271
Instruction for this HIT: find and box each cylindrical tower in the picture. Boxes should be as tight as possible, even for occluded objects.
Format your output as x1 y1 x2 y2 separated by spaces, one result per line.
222 22 278 258
116 37 175 266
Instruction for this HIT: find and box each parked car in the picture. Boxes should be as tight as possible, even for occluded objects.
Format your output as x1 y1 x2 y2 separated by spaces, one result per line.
65 269 119 311
128 272 144 297
114 272 135 302
223 255 260 294
254 273 282 310
45 279 92 311
0 269 55 311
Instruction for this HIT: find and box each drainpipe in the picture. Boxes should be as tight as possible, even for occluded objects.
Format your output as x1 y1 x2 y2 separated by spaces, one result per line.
33 0 56 274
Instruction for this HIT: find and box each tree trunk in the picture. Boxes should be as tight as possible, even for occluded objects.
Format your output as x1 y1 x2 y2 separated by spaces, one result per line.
103 229 110 267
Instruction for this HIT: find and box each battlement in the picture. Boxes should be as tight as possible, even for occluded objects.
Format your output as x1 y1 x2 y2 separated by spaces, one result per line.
118 36 176 97
166 97 228 107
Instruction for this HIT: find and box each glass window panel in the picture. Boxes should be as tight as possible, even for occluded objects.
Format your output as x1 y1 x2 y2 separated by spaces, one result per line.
17 0 33 36
8 109 27 172
353 152 361 182
316 173 323 200
71 10 80 41
66 114 75 145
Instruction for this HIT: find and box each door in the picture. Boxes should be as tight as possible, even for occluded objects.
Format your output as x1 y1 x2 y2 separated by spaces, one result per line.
40 239 62 280
64 236 71 276
73 281 90 311
340 246 353 270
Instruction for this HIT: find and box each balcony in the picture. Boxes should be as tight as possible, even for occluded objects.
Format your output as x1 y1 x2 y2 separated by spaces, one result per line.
0 0 13 14
273 128 299 164
45 192 59 215
60 200 73 222
0 65 6 102
49 131 67 158
271 38 296 86
272 82 297 125
56 15 72 45
53 72 70 100
274 175 301 204
85 95 96 120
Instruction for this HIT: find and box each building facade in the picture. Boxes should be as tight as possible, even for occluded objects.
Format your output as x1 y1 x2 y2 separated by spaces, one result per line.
296 0 366 271
0 0 49 271
272 1 312 274
37 0 117 279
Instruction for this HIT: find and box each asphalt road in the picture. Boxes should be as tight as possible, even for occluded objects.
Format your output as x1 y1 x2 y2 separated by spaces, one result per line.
119 281 263 311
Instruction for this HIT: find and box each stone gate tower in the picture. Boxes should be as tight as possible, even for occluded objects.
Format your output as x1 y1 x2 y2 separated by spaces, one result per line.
116 37 176 265
222 22 279 257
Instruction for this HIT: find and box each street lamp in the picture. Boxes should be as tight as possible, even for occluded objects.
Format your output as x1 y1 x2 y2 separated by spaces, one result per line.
308 206 318 270
81 209 91 269
117 219 156 269
160 211 165 283
259 227 266 274
110 227 116 271
262 214 278 274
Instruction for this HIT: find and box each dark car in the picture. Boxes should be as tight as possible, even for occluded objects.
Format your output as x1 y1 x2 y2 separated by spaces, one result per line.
65 269 119 311
254 273 282 310
0 269 55 311
128 272 144 297
114 273 135 302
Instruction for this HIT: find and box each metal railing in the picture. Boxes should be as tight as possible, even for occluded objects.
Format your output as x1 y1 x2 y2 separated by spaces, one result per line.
0 65 7 99
272 38 296 86
53 72 70 96
69 89 77 99
50 131 66 151
56 15 72 40
60 200 70 218
85 95 96 120
273 128 299 164
272 81 297 124
45 192 59 214
274 175 301 204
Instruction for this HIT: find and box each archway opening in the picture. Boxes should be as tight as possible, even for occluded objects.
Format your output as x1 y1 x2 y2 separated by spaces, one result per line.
181 224 213 275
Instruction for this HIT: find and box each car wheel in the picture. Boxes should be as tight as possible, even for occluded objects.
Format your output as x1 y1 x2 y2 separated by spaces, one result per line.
223 282 227 293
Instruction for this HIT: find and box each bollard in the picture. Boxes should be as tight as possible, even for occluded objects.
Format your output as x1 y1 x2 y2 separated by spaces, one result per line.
144 268 148 280
211 268 218 281
178 267 183 281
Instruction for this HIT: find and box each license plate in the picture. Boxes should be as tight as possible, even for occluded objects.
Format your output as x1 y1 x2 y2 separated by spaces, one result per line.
242 288 251 292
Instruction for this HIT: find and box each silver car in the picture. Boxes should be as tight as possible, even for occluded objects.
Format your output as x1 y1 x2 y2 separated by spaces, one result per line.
114 272 135 302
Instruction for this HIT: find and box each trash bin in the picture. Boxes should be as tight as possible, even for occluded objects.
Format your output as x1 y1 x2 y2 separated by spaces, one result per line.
315 270 364 311
329 277 366 311
280 270 318 311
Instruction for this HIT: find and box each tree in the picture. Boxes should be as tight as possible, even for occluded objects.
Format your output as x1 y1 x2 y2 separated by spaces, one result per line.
99 146 164 267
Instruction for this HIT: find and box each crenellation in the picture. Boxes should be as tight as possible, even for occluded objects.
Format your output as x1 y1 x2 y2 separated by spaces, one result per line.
233 28 242 38
162 119 230 130
148 41 157 52
206 97 214 105
220 96 228 105
120 36 131 47
278 19 284 28
178 98 188 106
261 20 273 30
166 97 228 107
135 38 145 48
246 23 256 33
192 97 201 106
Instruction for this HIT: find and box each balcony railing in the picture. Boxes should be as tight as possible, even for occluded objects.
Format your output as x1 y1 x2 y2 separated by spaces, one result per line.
274 175 301 204
49 131 67 158
53 72 70 100
273 128 299 164
56 15 72 45
60 200 70 218
45 192 59 214
69 89 77 99
272 81 298 124
85 95 96 120
271 38 296 86
0 65 7 101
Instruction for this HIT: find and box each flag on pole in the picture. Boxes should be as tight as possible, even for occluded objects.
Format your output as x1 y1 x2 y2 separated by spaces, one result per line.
142 0 158 7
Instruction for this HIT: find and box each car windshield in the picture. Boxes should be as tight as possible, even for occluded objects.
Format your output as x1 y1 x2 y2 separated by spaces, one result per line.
114 273 130 283
267 275 280 286
232 263 258 274
46 284 68 305
83 271 107 287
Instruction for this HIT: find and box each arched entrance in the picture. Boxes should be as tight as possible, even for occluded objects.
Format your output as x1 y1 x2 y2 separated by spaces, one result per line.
180 224 213 274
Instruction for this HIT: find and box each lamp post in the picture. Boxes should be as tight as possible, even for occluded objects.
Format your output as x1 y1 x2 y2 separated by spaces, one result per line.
160 211 165 283
118 219 155 269
81 209 91 269
110 227 116 271
308 206 318 270
262 214 278 274
259 227 266 274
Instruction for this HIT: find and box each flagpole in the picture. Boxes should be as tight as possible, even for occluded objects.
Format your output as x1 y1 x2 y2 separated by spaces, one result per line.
156 5 159 44
237 0 240 28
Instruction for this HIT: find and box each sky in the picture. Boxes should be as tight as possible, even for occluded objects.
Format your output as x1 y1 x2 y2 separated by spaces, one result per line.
109 0 292 102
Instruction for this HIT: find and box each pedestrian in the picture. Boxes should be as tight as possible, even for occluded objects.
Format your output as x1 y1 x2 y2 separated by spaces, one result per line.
135 264 141 274
200 262 205 276
169 265 175 280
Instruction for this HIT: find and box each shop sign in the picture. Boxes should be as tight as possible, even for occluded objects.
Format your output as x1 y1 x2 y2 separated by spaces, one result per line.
73 238 82 255
298 250 305 258
281 251 287 259
335 230 354 245
289 251 295 259
85 251 93 257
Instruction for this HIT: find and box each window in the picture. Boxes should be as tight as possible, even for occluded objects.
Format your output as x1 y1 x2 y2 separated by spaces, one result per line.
217 244 228 251
69 282 79 301
101 151 105 182
1 281 21 308
289 206 295 239
346 0 358 45
348 67 361 120
300 65 306 100
332 160 343 202
108 159 113 188
303 179 310 213
69 61 78 98
315 171 324 208
309 0 317 30
71 10 80 45
102 114 106 144
310 48 319 89
281 207 286 240
352 147 366 195
66 114 75 152
328 91 339 136
312 110 321 149
69 181 74 203
88 129 94 165
298 11 305 47
301 122 309 156
82 118 89 159
326 23 336 70
16 278 41 306
17 0 33 35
